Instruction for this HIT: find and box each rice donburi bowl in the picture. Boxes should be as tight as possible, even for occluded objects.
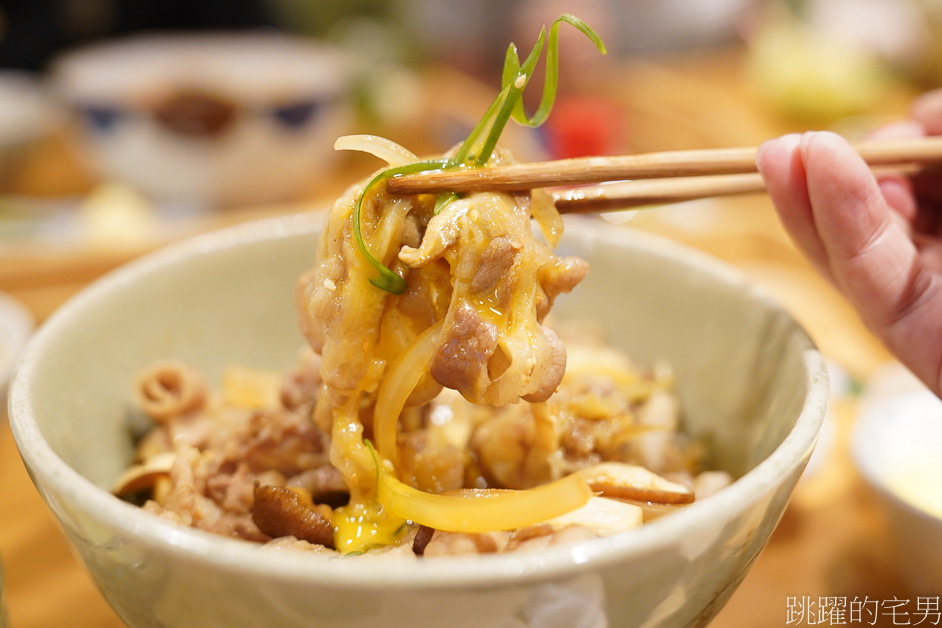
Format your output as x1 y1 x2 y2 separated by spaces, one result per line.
9 211 825 627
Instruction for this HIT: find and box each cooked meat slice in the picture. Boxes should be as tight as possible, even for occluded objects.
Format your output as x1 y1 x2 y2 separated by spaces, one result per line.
470 404 557 490
421 530 510 557
279 349 323 410
397 429 466 494
288 465 349 507
470 235 521 293
146 446 268 542
134 360 207 422
430 301 499 399
520 326 565 403
506 524 596 553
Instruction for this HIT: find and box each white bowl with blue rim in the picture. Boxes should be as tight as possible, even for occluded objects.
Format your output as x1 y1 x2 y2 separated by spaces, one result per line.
51 33 357 207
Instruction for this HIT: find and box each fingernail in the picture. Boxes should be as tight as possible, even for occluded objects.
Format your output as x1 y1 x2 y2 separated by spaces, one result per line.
755 133 801 176
798 130 850 161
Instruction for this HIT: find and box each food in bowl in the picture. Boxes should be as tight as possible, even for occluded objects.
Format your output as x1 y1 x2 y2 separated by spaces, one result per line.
51 32 356 206
110 14 734 558
0 72 58 187
117 333 730 556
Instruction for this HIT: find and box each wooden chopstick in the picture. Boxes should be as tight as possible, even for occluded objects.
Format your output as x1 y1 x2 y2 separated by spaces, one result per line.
550 164 928 214
386 137 942 196
550 173 765 213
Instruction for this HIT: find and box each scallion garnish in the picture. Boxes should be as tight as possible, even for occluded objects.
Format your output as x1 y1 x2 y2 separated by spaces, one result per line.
354 14 606 294
353 159 449 294
364 438 381 496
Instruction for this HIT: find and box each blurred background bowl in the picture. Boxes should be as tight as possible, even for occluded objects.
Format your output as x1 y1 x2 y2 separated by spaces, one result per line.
397 0 756 72
51 33 358 208
0 73 58 188
851 365 942 595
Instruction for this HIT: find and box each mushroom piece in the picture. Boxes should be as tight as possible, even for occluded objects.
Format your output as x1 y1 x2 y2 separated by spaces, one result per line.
544 496 643 536
412 525 435 556
578 462 694 505
112 452 176 495
252 484 335 549
610 499 685 522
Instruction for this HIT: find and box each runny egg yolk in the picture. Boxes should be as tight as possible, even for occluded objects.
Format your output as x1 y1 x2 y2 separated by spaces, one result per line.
333 499 408 554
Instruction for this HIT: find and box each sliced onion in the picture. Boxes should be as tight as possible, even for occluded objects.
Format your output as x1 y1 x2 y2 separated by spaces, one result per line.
374 321 443 465
334 134 417 168
378 473 592 533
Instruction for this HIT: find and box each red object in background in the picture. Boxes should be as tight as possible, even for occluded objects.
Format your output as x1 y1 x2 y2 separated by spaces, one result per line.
544 95 628 159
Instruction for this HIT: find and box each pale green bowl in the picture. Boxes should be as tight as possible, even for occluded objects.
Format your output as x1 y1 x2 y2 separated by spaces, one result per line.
8 214 826 628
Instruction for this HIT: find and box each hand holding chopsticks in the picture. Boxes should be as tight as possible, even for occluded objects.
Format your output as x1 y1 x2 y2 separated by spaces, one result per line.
385 137 942 213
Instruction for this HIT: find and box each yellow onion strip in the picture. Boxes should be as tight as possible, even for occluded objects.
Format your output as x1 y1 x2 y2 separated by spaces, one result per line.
378 473 592 533
371 320 592 532
374 321 444 467
334 134 418 168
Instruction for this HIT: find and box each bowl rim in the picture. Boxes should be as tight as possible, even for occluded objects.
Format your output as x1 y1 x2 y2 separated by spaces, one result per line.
8 213 828 589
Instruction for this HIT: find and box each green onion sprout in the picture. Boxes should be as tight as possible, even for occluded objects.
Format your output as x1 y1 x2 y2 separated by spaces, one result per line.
354 14 606 294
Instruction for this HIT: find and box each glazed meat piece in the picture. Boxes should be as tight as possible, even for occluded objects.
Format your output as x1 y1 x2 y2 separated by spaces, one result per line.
126 365 339 543
133 360 208 423
119 14 730 558
142 446 267 542
399 188 588 405
295 145 588 504
300 148 587 415
121 133 723 557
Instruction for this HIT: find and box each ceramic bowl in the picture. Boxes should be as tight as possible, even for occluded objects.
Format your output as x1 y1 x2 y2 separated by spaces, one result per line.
8 214 826 627
851 365 942 595
51 34 356 207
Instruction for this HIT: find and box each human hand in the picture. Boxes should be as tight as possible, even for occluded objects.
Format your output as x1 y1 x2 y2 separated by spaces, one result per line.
756 89 942 397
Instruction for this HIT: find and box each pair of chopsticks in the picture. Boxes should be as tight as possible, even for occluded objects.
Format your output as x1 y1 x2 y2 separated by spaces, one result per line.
385 137 942 214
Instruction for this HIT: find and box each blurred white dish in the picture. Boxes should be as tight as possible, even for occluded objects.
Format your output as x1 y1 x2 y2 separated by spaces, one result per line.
851 364 942 594
0 73 58 183
400 0 755 64
52 33 357 207
0 291 33 409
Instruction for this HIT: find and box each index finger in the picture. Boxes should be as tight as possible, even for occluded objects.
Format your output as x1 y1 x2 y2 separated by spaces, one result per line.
801 132 942 393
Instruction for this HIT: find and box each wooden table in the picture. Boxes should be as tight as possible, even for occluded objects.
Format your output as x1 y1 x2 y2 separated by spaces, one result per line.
0 48 926 627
